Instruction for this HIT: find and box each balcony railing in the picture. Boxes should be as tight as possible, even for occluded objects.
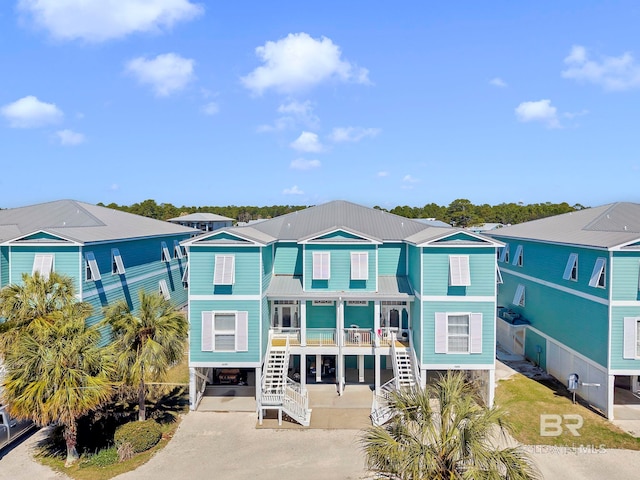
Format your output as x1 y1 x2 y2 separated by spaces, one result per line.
270 327 408 348
343 328 373 346
306 328 337 346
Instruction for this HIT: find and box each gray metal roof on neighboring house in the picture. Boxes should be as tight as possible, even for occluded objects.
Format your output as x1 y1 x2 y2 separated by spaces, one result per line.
235 200 433 242
266 274 414 299
168 212 234 222
0 200 198 244
415 218 451 228
487 203 640 249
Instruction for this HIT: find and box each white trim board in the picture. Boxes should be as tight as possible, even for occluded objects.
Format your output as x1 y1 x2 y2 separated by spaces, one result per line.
421 364 495 370
190 294 262 301
501 268 608 305
189 361 261 368
422 295 495 302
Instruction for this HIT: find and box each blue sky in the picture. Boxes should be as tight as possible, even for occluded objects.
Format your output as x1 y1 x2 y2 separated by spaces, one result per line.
2 1 640 210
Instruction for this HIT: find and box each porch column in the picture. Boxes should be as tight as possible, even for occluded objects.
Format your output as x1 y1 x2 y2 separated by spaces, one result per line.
316 354 322 382
255 366 262 404
487 369 495 407
300 300 307 346
631 375 639 393
189 367 197 411
358 355 365 383
301 353 307 389
339 354 345 395
607 374 615 420
374 300 381 347
337 298 344 347
374 352 381 394
420 367 427 388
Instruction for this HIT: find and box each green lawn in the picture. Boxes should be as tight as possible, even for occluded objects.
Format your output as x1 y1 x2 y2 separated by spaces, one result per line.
496 373 640 450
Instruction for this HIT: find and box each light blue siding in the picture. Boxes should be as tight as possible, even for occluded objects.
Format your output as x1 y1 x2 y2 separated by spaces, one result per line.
262 244 273 293
273 243 302 275
9 246 80 290
304 244 376 291
610 306 640 370
378 243 406 275
0 246 8 288
344 303 374 329
411 299 422 363
423 247 495 297
407 245 421 293
189 246 261 296
612 252 640 301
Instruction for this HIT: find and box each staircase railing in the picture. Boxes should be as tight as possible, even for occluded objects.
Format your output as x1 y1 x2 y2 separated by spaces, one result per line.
260 332 289 405
283 377 311 425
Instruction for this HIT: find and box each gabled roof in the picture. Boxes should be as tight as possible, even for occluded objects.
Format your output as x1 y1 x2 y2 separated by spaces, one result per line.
298 226 382 244
0 199 198 244
487 203 640 249
167 212 234 222
182 226 275 246
234 200 432 242
405 228 503 247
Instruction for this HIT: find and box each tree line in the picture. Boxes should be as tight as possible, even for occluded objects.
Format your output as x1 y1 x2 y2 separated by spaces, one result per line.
98 198 587 228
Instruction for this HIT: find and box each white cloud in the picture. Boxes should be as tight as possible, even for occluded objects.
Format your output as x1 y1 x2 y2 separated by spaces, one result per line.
377 171 389 177
489 77 507 87
18 0 203 42
259 100 320 132
290 158 321 170
329 126 380 143
56 129 85 145
110 183 120 191
290 131 323 152
562 44 640 91
1 95 63 128
283 185 304 195
563 109 589 119
202 101 219 115
241 32 370 95
402 174 420 184
515 99 560 128
126 53 195 96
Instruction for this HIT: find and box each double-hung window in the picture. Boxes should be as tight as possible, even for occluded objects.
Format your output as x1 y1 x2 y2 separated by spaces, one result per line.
112 248 126 275
201 311 248 352
214 255 235 285
589 257 606 288
312 252 330 280
350 252 368 280
161 241 172 262
563 253 578 281
434 312 482 354
32 254 53 280
623 317 640 359
85 252 101 281
449 255 470 286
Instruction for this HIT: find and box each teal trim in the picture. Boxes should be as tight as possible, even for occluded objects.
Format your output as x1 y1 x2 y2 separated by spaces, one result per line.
433 232 486 243
314 230 367 241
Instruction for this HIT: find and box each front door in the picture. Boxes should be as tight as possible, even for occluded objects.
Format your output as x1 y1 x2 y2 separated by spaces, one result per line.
272 302 299 329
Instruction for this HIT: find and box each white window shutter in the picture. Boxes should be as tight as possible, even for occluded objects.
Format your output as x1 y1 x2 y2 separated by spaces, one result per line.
182 263 189 283
563 253 578 280
496 266 503 284
623 317 638 359
201 312 213 351
351 252 368 280
449 255 470 286
512 245 523 266
159 279 170 300
589 258 606 287
469 313 483 353
513 284 525 306
499 245 509 263
435 312 447 353
313 252 330 280
32 254 54 280
236 311 249 352
174 240 184 259
86 252 101 281
214 255 235 285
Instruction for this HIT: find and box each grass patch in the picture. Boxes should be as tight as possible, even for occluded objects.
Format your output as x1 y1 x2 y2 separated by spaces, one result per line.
496 373 640 450
37 419 181 480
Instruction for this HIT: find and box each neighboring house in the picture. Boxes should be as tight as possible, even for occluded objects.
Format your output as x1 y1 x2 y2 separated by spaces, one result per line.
469 223 504 234
167 212 234 232
415 218 452 228
489 203 640 419
0 200 198 327
183 200 502 425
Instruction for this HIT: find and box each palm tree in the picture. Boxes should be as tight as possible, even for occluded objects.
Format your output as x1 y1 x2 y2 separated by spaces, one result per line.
0 304 113 466
361 371 540 480
102 290 187 421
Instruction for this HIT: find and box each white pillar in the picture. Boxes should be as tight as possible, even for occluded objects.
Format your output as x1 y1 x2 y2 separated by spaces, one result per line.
339 354 345 395
189 367 197 410
374 353 381 394
631 375 639 393
607 374 615 420
374 300 381 347
300 301 307 346
487 369 495 407
316 354 322 382
301 353 307 389
420 367 427 388
255 366 262 403
358 355 365 383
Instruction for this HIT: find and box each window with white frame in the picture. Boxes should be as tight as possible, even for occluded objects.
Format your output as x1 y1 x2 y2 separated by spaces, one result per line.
563 253 578 281
174 240 184 259
513 284 525 307
589 257 606 288
111 248 126 275
32 254 53 280
449 255 471 286
623 317 640 359
182 263 189 289
159 279 171 300
350 252 368 280
161 241 171 262
85 251 101 281
213 255 235 285
201 311 248 352
499 244 510 263
434 312 482 354
512 245 523 267
312 252 330 280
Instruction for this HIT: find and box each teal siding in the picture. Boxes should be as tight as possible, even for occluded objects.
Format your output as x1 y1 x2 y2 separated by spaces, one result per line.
344 303 374 329
262 244 273 293
9 246 80 290
422 300 495 366
261 295 270 358
610 306 640 370
524 329 547 370
317 231 364 240
612 252 640 301
190 299 261 363
411 298 422 363
306 302 337 328
304 244 376 291
407 245 421 294
189 246 260 296
423 247 495 297
499 270 608 367
274 243 302 275
378 243 406 275
0 246 8 288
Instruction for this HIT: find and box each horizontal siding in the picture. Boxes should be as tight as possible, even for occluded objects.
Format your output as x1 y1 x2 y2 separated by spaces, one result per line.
306 302 337 328
524 329 547 370
422 300 495 366
423 246 495 297
378 243 406 276
610 306 640 370
304 244 376 291
344 303 374 329
273 243 302 275
407 245 421 294
411 299 422 363
9 245 80 291
0 246 8 288
262 244 273 293
190 299 261 364
612 252 640 301
189 246 261 296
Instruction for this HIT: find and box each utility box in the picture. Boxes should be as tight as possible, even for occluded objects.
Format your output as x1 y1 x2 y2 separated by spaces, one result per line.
568 373 579 391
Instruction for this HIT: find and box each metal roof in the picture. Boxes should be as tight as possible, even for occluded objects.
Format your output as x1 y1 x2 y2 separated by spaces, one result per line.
167 212 234 222
266 274 414 299
0 200 198 244
486 203 640 249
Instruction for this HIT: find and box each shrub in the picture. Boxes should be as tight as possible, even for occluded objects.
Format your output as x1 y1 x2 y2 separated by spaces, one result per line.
81 447 119 468
114 420 162 454
117 442 135 462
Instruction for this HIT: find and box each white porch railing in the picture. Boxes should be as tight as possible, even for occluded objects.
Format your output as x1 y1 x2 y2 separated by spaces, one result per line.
305 328 337 346
271 327 301 346
283 377 311 426
379 328 397 346
343 328 373 346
